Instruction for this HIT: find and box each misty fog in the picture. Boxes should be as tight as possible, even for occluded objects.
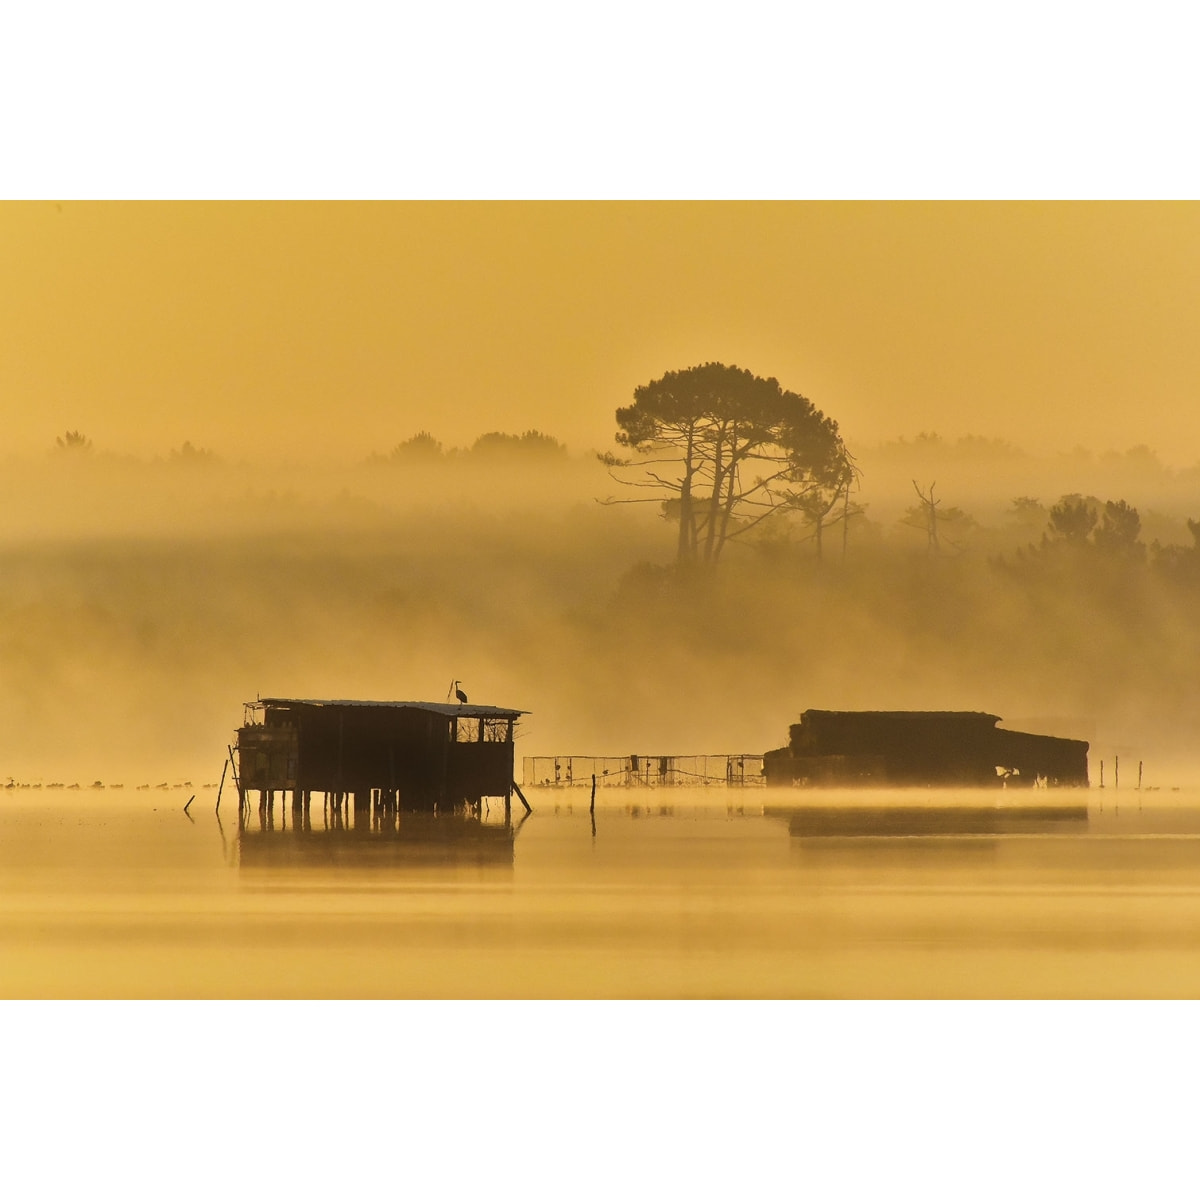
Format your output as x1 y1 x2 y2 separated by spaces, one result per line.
4 425 1200 785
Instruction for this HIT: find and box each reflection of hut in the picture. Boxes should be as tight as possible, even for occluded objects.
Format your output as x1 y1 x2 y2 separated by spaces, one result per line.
236 698 525 812
238 812 517 870
763 710 1089 788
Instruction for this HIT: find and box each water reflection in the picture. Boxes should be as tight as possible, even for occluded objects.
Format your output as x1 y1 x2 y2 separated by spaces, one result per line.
238 808 520 870
764 802 1089 839
12 786 1200 996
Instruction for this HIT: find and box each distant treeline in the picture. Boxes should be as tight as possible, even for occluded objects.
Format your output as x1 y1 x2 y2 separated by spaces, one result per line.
368 429 569 463
844 490 1200 566
37 423 1200 559
49 432 222 465
44 428 571 468
873 432 1186 478
40 423 1200 485
31 412 1200 563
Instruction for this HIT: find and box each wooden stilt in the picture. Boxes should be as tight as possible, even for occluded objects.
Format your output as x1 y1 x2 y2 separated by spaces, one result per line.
215 758 229 814
227 746 244 813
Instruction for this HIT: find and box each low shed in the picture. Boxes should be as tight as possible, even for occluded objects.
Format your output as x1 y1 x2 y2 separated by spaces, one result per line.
236 698 525 810
763 709 1089 788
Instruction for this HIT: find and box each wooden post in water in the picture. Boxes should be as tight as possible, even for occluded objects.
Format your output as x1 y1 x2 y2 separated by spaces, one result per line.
590 774 597 815
511 780 532 814
1138 761 1143 789
1100 760 1105 788
1115 755 1119 789
215 758 229 814
227 745 244 812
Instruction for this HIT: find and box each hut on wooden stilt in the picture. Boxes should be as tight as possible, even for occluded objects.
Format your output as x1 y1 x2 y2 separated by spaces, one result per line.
235 698 525 815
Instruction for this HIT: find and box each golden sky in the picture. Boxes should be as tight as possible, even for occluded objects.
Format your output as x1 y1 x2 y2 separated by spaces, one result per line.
3 201 1198 463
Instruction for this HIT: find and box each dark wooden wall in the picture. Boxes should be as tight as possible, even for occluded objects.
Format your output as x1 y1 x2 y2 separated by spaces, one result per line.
243 704 516 804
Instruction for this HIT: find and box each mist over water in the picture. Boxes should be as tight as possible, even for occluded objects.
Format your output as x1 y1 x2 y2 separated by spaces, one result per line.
3 785 1199 998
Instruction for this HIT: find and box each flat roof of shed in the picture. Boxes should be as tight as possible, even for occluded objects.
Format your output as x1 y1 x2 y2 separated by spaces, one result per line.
253 698 526 718
801 709 1002 723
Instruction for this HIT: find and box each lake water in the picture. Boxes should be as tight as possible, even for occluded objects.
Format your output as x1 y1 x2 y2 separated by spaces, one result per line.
3 782 1200 997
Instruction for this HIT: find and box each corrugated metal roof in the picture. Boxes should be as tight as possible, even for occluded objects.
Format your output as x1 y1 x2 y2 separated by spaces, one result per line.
253 698 526 718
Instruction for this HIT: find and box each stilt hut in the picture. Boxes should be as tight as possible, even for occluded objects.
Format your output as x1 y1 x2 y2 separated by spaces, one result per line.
235 698 525 812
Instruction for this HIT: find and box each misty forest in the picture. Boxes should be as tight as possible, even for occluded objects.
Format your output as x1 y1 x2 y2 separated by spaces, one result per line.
4 361 1200 782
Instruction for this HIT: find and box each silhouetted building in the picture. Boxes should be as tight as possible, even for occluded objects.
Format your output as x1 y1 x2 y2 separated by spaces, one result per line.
763 710 1089 788
236 698 525 810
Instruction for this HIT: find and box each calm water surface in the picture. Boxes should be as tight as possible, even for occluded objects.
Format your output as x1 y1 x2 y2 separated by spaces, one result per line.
3 782 1199 997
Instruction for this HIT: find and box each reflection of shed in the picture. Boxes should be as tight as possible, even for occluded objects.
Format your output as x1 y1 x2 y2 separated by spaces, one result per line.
765 804 1089 837
763 710 1089 788
236 698 525 810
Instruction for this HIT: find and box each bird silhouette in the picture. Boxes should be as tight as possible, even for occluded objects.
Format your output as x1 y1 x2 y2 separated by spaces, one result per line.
454 680 468 705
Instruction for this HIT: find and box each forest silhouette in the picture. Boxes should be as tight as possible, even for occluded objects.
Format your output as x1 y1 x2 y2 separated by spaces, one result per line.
4 369 1200 784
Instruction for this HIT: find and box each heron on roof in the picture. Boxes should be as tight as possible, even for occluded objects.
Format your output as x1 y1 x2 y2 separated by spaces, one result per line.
453 680 468 705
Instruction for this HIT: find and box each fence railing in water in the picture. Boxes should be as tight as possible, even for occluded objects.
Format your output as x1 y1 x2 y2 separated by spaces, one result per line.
523 754 765 788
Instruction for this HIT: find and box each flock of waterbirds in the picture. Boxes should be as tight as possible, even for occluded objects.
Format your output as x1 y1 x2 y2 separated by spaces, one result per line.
4 779 212 791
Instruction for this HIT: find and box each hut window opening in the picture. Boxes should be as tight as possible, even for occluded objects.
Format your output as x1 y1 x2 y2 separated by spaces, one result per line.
454 717 514 743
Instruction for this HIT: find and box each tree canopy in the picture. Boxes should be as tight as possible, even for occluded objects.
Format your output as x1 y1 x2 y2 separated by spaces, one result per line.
604 363 852 564
1041 494 1146 561
55 430 92 452
471 430 566 457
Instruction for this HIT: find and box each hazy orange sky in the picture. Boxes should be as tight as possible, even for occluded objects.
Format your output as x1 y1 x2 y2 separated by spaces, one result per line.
4 201 1198 465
